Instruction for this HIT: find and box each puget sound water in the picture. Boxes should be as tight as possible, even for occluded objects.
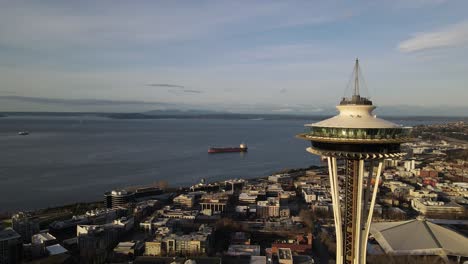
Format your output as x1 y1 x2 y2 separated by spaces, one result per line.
0 115 456 212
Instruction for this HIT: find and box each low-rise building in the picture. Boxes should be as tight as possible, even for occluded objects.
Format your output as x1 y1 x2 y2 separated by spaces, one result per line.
158 207 198 219
271 233 313 255
46 244 68 257
144 241 162 256
225 179 245 193
145 225 212 256
113 217 134 232
302 188 316 203
256 198 280 218
200 193 230 215
78 225 120 264
420 170 439 178
168 234 208 256
239 193 258 205
268 174 293 186
113 241 144 258
403 159 416 171
31 232 57 258
133 200 160 223
226 245 261 256
11 212 40 243
85 208 119 224
77 216 134 262
279 207 290 218
173 192 204 209
140 217 168 233
49 215 91 241
278 248 293 264
409 189 438 199
0 228 22 264
267 184 284 197
412 198 465 216
384 181 415 199
104 186 162 209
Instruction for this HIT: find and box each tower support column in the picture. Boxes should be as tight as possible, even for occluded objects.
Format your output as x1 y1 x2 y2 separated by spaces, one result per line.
360 161 383 264
343 159 358 263
327 158 385 264
327 157 343 263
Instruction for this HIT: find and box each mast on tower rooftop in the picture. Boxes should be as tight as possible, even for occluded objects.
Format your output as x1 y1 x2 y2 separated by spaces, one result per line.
340 58 372 106
354 58 359 96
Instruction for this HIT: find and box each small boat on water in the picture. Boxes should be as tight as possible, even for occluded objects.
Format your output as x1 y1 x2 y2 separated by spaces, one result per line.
208 143 248 154
18 131 29 136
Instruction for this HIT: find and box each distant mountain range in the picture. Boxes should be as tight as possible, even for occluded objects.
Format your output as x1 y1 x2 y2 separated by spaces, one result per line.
0 95 467 117
2 111 467 123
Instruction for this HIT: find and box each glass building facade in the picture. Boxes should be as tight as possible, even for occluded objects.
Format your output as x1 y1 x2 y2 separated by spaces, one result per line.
304 126 411 140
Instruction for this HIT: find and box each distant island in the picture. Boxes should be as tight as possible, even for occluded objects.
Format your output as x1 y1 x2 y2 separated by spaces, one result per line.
1 111 468 122
104 112 319 120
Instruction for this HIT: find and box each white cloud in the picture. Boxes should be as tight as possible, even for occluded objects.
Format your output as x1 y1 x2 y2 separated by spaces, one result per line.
398 21 468 52
391 0 448 8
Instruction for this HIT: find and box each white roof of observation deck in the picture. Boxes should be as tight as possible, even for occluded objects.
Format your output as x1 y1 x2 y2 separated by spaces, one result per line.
306 105 402 129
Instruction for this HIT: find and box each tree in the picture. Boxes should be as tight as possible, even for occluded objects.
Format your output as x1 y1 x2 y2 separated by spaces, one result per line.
299 209 315 231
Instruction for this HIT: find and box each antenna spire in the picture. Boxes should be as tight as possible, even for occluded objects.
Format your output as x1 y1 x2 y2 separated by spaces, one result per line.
354 58 360 96
340 58 372 105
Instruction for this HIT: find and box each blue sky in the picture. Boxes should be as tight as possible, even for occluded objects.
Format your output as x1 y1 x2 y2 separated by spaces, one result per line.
0 0 467 114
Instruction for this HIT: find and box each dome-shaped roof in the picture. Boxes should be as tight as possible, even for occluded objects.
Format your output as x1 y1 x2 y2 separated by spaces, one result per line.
308 105 401 129
370 218 468 257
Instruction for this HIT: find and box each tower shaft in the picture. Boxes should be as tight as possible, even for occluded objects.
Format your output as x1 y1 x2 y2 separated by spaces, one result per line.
343 159 366 264
344 160 358 263
326 157 384 264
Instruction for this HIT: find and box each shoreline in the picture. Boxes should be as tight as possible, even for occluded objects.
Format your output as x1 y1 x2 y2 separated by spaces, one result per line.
0 165 322 219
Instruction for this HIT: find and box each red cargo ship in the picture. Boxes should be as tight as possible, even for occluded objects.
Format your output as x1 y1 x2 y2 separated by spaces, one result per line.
208 143 248 153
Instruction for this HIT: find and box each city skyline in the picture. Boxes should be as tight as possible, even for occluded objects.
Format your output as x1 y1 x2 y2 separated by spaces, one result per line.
1 0 468 114
1 2 467 262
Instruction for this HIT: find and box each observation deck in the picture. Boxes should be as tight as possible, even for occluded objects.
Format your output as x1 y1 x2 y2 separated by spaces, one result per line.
297 60 411 159
297 103 412 159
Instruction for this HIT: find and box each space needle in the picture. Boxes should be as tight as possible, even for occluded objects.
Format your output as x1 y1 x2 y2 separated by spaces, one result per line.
297 59 412 264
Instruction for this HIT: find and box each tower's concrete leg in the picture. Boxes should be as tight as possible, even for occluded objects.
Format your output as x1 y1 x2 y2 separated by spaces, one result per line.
326 158 384 264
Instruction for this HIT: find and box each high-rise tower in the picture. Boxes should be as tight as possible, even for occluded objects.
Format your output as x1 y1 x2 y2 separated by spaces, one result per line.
297 59 412 264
